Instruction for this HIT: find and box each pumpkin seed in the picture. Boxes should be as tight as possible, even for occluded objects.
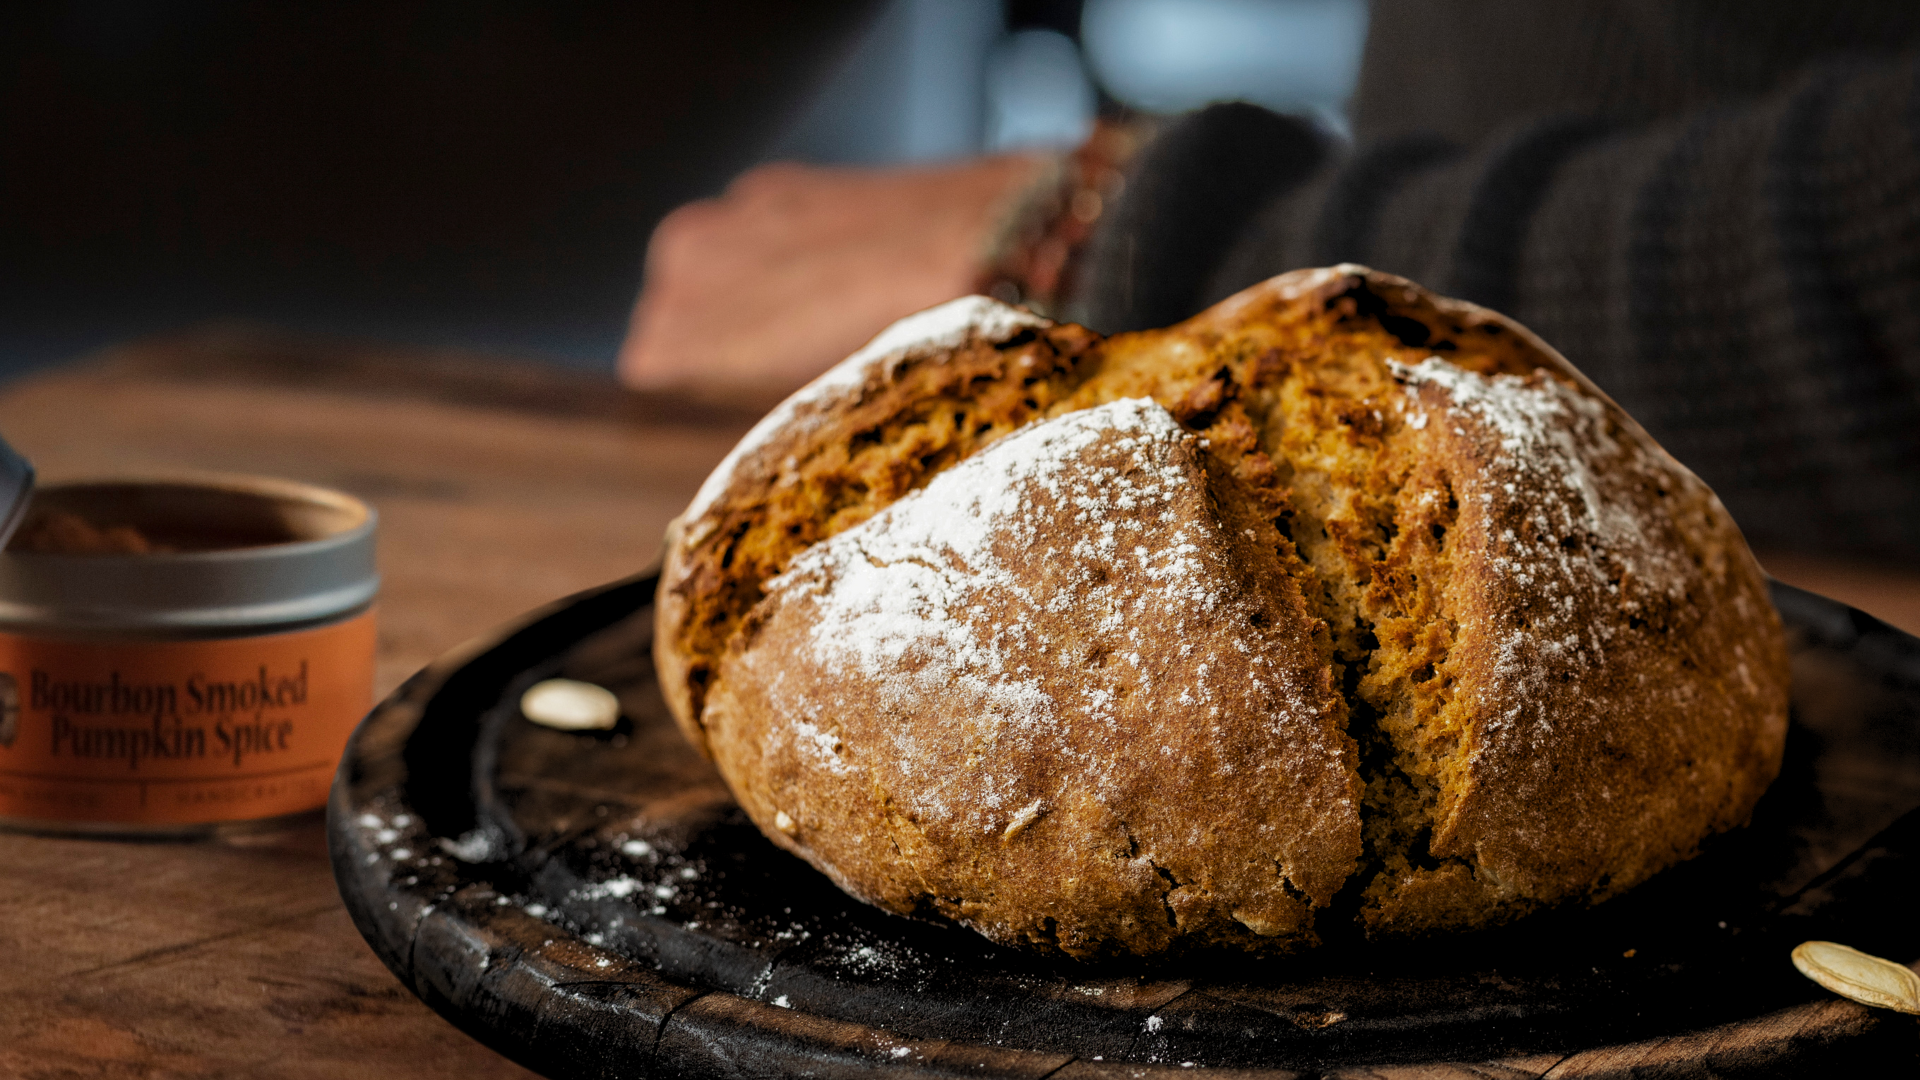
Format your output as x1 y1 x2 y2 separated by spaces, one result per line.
520 678 621 731
1792 940 1920 1014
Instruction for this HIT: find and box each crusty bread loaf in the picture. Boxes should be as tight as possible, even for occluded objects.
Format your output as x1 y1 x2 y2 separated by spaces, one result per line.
655 266 1790 960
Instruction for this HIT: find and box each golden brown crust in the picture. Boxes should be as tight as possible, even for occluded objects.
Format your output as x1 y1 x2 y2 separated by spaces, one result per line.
655 297 1100 756
705 403 1361 958
655 266 1791 958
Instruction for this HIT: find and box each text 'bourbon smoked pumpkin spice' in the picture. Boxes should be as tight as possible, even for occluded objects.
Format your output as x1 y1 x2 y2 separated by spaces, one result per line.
0 475 378 835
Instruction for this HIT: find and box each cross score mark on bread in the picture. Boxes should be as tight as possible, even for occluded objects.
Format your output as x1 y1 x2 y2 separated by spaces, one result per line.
655 266 1789 960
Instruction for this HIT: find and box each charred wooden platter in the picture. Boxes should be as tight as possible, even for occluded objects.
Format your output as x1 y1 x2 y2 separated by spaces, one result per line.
329 574 1920 1078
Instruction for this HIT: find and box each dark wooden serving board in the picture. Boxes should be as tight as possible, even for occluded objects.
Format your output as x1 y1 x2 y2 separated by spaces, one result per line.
328 576 1920 1078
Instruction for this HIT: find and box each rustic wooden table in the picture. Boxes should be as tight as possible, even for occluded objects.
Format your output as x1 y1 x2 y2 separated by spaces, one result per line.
0 328 759 1079
0 327 1913 1078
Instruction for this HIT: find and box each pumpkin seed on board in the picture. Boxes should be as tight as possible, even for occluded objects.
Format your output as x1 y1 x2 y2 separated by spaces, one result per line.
520 678 622 731
1792 941 1920 1014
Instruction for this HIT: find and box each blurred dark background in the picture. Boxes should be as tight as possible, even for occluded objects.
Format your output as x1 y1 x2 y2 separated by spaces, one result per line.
0 1 1367 376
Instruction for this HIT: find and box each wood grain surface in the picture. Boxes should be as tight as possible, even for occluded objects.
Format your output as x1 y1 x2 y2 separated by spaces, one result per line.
1757 551 1920 639
0 324 1914 1079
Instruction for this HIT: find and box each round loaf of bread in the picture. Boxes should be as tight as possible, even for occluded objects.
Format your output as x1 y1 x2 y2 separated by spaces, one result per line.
655 266 1790 960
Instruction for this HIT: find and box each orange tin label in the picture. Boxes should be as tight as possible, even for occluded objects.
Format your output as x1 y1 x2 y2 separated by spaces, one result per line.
0 610 376 825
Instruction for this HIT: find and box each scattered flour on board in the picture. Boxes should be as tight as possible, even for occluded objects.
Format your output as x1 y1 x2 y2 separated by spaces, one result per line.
836 941 913 978
684 296 1047 524
572 876 645 901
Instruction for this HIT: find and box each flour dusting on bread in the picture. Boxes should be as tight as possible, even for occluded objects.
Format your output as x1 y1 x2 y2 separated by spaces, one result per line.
1395 356 1667 589
685 297 1048 525
760 398 1332 829
1393 357 1698 739
777 397 1212 684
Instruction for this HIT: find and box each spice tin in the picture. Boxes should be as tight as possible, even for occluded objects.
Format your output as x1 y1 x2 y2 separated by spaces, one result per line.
0 475 378 835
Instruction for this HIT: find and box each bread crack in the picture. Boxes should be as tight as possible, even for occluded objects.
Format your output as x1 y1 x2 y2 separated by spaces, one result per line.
1146 860 1181 929
1271 862 1313 909
1115 821 1182 931
1227 305 1485 936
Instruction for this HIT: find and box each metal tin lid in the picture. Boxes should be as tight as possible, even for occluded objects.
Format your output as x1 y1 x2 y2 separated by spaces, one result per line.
0 435 35 551
0 474 377 633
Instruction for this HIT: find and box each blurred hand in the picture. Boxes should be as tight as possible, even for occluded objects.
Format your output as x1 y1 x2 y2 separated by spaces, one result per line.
618 155 1045 398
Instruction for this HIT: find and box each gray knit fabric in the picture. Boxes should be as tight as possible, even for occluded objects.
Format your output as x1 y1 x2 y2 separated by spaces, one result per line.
1076 1 1920 557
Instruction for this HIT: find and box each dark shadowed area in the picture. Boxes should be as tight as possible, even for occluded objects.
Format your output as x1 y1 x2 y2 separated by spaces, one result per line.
0 2 879 374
